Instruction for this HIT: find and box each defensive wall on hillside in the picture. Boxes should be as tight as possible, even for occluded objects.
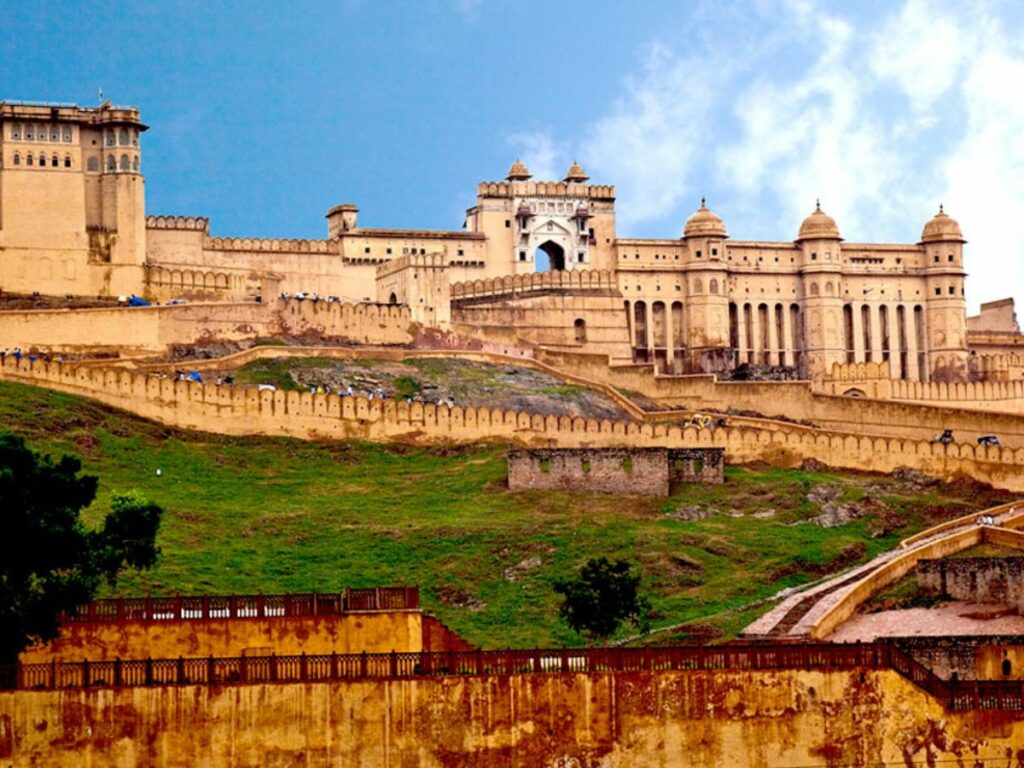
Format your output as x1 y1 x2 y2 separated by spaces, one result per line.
6 647 1024 766
3 355 1024 491
0 297 413 353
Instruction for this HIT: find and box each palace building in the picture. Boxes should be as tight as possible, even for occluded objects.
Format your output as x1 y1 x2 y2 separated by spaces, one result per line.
0 100 969 381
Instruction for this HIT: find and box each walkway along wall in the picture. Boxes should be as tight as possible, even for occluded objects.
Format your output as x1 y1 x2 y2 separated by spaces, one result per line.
3 355 1024 491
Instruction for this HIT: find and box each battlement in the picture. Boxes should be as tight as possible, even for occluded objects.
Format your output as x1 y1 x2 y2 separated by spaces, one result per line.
0 100 145 127
206 236 332 254
146 215 210 232
451 269 617 300
476 180 615 200
375 252 448 279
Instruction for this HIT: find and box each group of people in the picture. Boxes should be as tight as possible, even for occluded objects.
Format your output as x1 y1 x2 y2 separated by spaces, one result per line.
280 292 342 303
930 429 1001 447
0 348 60 364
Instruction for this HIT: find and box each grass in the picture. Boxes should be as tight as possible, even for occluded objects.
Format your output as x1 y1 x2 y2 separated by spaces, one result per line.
0 378 1010 649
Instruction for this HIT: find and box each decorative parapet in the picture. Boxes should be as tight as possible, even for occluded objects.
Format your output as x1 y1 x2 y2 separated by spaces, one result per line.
146 215 210 232
375 253 448 279
451 269 617 300
206 236 332 254
476 180 615 201
822 361 890 382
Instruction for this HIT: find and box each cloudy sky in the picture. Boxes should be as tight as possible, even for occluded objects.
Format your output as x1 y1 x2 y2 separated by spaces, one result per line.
3 0 1022 312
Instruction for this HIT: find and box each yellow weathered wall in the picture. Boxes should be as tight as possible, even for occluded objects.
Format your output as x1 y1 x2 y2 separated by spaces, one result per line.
19 612 424 663
2 668 1022 766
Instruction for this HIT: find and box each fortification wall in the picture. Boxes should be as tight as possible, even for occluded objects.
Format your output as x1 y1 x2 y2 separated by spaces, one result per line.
0 299 410 354
19 612 423 663
3 667 1022 766
450 269 617 299
3 356 1024 491
896 636 1024 681
534 347 1024 444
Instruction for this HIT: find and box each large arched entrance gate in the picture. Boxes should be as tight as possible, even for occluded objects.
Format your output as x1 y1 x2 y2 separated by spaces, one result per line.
535 240 566 271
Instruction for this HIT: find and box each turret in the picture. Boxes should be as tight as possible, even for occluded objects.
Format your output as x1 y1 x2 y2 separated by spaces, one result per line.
681 199 730 372
920 205 968 381
796 201 844 378
326 204 359 238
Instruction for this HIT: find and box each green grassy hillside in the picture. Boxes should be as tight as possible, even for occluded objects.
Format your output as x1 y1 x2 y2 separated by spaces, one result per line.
0 379 1010 648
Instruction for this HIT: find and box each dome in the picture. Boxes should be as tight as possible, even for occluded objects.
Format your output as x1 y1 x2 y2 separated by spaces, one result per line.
564 161 589 182
506 159 531 181
683 198 727 239
920 205 965 244
796 201 841 241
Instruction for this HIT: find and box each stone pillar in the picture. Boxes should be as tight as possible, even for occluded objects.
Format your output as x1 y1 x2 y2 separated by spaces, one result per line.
870 304 884 369
907 308 921 382
851 305 864 363
781 305 793 367
751 305 761 365
767 305 780 366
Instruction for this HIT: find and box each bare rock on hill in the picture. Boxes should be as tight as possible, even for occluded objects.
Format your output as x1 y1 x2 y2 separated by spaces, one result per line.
435 585 487 612
666 505 719 522
800 458 831 472
807 483 842 506
891 467 941 488
503 556 542 582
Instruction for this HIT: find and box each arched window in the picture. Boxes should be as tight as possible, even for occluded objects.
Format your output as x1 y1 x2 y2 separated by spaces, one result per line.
119 154 130 171
63 155 72 168
693 278 703 294
38 154 46 167
709 278 719 295
26 154 33 166
63 127 72 142
133 156 140 171
87 156 99 172
825 281 834 295
132 130 139 146
106 155 116 172
574 318 587 343
12 153 20 166
51 155 58 167
106 131 115 146
1003 659 1012 677
119 128 129 145
810 282 819 296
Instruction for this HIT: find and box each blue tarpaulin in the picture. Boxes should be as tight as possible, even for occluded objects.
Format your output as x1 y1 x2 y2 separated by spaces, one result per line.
128 295 151 307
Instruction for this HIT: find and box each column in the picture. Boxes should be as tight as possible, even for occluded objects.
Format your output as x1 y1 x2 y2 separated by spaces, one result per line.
767 305 780 366
870 304 884 370
906 308 920 382
645 303 655 358
737 305 748 364
851 305 864 363
781 305 793 367
625 301 636 359
750 305 761 365
665 306 675 374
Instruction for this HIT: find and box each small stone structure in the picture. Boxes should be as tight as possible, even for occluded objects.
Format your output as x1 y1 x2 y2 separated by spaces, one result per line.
896 635 1024 681
507 447 724 497
918 557 1024 611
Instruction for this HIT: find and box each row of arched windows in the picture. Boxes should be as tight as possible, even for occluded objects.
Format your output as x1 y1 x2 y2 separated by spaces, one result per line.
10 153 140 172
11 153 73 168
9 124 73 142
105 128 139 147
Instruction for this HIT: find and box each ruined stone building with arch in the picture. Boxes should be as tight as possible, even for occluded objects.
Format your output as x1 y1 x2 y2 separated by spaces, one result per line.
0 100 990 382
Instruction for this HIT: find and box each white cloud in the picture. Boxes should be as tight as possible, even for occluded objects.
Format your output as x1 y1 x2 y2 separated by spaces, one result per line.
505 131 563 183
507 0 1024 311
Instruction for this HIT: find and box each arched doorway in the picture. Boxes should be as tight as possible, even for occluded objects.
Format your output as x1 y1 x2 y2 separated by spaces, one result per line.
535 241 565 272
388 292 398 305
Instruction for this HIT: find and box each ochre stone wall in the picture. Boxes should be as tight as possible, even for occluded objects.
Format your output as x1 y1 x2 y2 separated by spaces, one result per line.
897 636 1024 681
19 612 425 664
508 448 670 496
3 356 1024 492
4 668 1024 766
0 298 412 354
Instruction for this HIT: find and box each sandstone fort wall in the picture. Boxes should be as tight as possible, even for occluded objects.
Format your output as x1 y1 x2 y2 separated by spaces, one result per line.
3 356 1024 491
919 556 1024 611
3 667 1021 766
507 448 670 496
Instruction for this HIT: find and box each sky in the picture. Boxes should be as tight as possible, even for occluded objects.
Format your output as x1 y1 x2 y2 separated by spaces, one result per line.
2 0 1023 313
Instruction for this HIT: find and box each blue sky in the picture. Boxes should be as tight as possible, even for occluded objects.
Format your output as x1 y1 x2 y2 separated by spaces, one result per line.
3 0 1023 313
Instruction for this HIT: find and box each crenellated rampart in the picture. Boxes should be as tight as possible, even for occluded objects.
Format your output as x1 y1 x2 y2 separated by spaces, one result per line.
3 355 1024 490
279 299 413 343
451 269 617 301
205 236 331 253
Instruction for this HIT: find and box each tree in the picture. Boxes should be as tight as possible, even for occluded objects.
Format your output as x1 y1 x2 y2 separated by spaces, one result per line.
554 557 650 642
0 433 162 663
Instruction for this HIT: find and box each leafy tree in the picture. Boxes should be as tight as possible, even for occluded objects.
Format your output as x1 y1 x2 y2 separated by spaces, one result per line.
0 433 162 663
554 557 651 642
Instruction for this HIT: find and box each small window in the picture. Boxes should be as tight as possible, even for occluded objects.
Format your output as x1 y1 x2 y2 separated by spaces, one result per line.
51 155 58 167
132 130 139 146
364 246 371 254
518 250 527 262
386 247 392 255
947 254 954 262
119 154 130 171
934 254 940 263
25 126 34 140
38 154 46 167
505 219 510 228
696 250 702 258
119 128 129 145
948 286 955 295
87 156 99 172
63 127 72 142
133 156 139 171
106 131 115 146
12 153 20 165
106 155 116 171
457 249 464 256
50 128 59 141
577 252 585 263
11 125 21 140
26 154 33 166
935 287 941 296
811 252 817 261
711 247 718 256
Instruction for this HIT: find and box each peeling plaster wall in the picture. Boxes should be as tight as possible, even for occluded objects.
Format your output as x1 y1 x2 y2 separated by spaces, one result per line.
3 669 1024 767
